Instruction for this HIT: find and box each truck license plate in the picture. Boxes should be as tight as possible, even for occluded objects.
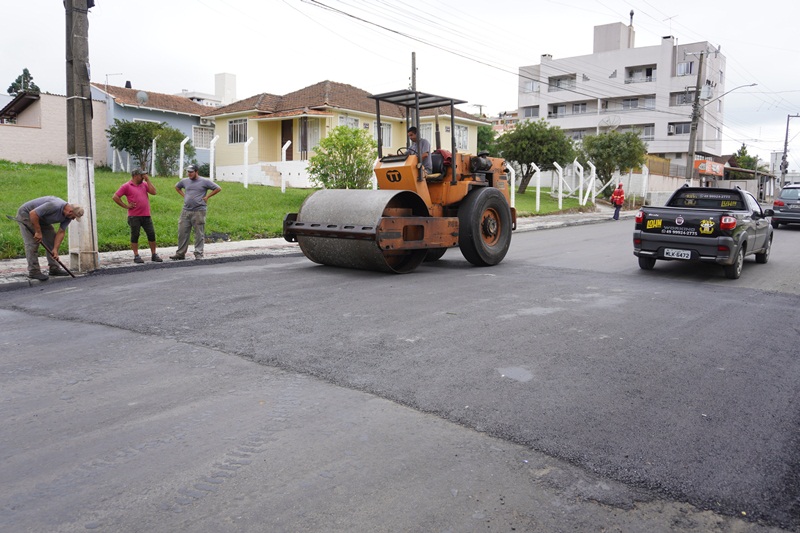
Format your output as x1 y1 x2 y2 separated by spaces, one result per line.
664 248 691 260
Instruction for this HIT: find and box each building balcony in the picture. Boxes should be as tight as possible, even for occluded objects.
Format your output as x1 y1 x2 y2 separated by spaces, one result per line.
624 76 656 84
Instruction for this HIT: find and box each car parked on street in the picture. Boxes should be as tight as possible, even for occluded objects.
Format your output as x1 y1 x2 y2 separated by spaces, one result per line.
771 184 800 228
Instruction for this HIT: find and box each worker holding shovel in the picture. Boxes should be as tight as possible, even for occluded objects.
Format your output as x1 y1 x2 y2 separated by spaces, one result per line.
13 196 83 281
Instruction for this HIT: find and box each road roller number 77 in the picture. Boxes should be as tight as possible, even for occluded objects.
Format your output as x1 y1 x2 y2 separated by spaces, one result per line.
283 89 517 273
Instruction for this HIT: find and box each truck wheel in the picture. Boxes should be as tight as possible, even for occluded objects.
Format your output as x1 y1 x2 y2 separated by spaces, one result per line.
638 256 656 270
771 220 780 229
458 187 512 266
723 247 744 279
755 235 772 264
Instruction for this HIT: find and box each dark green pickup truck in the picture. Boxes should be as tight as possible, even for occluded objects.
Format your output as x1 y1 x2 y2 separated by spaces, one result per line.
633 186 774 279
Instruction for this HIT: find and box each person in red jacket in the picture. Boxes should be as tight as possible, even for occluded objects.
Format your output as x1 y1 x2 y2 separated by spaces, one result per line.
610 183 625 220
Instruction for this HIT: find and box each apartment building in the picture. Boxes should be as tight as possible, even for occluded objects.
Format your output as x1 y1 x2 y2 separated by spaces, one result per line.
518 21 726 174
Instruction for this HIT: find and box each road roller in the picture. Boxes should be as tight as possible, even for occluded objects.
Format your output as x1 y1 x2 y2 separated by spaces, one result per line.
283 89 516 273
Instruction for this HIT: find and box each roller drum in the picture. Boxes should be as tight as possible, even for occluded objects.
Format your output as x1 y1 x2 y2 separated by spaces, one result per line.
296 189 429 273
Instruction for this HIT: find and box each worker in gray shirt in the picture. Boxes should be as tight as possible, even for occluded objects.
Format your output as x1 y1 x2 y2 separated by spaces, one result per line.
170 165 221 260
16 196 84 280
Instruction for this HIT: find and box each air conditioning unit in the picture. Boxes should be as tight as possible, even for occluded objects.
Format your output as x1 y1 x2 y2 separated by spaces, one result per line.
200 118 212 126
668 125 676 135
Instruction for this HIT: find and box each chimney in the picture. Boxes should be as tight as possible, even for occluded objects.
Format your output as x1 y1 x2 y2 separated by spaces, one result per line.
125 81 132 89
541 54 552 61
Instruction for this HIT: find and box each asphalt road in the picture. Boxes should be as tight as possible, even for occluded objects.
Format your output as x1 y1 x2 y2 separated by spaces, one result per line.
2 219 798 532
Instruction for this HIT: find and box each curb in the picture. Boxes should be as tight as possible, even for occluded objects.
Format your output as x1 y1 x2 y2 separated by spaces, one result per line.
0 210 635 292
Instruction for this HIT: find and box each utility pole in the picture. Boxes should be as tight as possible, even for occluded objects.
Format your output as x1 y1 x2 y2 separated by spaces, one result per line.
780 114 800 188
65 0 98 271
685 50 705 184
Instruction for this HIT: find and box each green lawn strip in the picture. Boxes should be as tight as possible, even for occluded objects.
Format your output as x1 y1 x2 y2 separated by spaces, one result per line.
0 160 587 260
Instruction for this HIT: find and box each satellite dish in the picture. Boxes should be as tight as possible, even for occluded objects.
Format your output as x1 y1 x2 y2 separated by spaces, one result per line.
136 91 149 106
598 115 621 130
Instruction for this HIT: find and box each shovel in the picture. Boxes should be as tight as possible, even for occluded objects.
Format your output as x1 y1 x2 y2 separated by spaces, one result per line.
5 214 77 278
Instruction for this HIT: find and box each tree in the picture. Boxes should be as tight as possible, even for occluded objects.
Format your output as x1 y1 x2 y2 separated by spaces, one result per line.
495 119 575 193
578 130 648 197
7 68 41 95
477 125 497 155
307 125 377 189
106 119 193 174
732 144 768 176
154 125 196 176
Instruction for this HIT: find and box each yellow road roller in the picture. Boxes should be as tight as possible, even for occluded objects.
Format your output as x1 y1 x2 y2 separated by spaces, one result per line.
283 89 516 273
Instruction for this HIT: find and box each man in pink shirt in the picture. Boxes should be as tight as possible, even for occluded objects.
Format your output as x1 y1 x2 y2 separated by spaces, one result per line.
112 168 163 263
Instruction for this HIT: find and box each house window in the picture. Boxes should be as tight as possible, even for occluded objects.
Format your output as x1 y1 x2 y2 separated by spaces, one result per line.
622 98 639 110
455 125 468 150
673 91 695 105
338 115 359 129
228 118 247 144
373 121 392 148
193 126 214 149
549 105 566 118
670 122 692 135
572 103 587 114
522 106 539 118
308 119 321 150
570 130 586 140
644 96 655 109
677 61 694 76
641 124 655 140
522 80 540 93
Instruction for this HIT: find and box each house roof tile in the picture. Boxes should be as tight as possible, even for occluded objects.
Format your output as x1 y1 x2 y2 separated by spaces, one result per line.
91 83 209 116
205 80 487 123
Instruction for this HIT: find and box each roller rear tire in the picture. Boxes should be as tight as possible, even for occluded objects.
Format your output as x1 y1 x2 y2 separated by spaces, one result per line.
458 187 512 267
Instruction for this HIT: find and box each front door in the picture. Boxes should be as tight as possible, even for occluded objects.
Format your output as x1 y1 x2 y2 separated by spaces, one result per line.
281 120 293 161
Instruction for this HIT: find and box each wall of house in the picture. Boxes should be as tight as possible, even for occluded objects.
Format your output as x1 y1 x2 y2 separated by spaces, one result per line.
212 111 484 188
91 86 210 172
0 93 108 165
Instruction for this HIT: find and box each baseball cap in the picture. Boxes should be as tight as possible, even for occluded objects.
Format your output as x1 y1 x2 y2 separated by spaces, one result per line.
71 205 85 220
186 164 198 172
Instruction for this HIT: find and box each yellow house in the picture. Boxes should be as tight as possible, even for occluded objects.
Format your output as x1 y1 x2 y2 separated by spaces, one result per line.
203 80 488 188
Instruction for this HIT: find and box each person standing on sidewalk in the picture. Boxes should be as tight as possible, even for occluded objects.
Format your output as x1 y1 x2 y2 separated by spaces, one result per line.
112 168 163 264
611 183 625 220
15 196 83 281
171 164 221 260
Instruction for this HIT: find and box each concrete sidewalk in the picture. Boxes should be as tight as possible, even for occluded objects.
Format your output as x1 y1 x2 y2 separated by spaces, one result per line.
0 204 633 290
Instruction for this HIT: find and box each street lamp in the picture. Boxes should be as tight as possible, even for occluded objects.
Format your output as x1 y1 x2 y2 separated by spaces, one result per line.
685 81 757 183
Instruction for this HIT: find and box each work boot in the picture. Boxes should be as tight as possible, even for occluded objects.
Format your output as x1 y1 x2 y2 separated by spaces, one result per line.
134 255 144 264
28 271 49 281
49 267 70 277
194 253 203 260
151 254 163 262
170 254 185 260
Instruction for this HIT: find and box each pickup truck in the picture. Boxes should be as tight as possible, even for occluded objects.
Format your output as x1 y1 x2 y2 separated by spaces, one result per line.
633 186 774 279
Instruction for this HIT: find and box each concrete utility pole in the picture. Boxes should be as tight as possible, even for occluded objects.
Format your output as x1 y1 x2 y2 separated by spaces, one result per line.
65 0 98 271
685 50 705 184
780 114 800 188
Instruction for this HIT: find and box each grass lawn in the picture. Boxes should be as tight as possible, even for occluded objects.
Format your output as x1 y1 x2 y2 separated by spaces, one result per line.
0 160 588 260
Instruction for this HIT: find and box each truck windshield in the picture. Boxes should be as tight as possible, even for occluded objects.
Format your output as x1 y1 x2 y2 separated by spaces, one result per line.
667 191 744 210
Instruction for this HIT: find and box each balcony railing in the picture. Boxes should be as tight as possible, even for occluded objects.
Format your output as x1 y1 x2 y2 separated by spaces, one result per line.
547 81 576 92
624 76 656 84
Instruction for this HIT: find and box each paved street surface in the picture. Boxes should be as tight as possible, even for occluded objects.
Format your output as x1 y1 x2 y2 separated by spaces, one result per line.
1 206 796 532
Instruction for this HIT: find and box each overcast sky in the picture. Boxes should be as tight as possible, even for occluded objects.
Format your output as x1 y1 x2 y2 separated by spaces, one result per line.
3 0 799 169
